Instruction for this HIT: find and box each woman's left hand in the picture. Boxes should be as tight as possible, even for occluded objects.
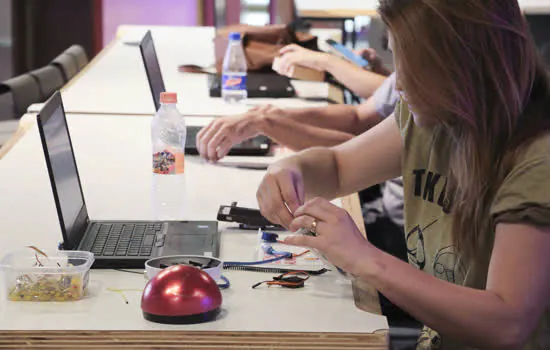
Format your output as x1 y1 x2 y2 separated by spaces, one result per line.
276 44 330 75
285 197 375 275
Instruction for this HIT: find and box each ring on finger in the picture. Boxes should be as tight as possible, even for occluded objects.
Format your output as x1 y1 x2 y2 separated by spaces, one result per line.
310 218 318 236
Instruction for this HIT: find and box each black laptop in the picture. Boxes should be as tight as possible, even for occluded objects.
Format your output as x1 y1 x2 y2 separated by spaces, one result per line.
138 30 272 156
208 73 296 98
36 92 220 268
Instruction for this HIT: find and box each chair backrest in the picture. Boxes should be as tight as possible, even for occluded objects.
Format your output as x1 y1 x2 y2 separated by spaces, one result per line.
0 74 42 117
0 90 15 121
29 66 65 101
51 53 79 82
542 42 550 69
65 45 89 71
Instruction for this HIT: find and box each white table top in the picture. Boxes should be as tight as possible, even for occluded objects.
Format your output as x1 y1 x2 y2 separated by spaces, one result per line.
59 26 337 117
518 0 550 13
0 113 387 333
295 0 550 14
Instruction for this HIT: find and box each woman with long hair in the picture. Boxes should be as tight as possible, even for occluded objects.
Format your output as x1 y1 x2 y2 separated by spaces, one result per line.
256 0 550 348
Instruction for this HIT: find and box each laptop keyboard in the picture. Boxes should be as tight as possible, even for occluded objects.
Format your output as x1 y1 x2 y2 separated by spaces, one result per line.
90 223 164 257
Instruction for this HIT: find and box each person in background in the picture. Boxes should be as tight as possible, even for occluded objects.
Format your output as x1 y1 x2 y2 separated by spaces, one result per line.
255 0 550 348
275 44 392 99
196 47 394 162
196 83 387 161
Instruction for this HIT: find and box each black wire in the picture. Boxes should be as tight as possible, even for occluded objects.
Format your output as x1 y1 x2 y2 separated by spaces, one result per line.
223 265 330 275
114 269 144 275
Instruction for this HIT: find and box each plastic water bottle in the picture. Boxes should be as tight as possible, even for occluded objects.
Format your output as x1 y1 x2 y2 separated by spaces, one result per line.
222 32 247 103
151 92 187 220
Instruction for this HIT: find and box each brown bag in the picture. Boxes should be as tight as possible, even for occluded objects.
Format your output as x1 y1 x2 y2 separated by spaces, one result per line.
213 24 319 73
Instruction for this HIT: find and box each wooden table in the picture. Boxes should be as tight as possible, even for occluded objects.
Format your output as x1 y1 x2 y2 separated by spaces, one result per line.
0 113 387 349
0 331 387 349
0 25 388 349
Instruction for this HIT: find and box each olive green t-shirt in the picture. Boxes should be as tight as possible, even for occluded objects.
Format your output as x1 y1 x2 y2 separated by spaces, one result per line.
395 101 550 349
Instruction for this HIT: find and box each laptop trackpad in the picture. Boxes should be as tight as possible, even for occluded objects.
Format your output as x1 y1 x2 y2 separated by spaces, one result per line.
161 222 217 256
161 235 212 256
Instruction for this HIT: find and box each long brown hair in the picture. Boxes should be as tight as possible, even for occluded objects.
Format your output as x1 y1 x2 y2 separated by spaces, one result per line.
379 0 550 262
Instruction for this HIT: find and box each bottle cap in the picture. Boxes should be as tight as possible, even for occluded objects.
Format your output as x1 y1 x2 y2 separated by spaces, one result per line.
228 32 241 41
160 92 177 104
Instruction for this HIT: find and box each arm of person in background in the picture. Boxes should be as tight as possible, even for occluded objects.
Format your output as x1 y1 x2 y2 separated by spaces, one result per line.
286 72 396 133
196 73 398 162
277 44 387 99
196 98 384 162
282 96 383 134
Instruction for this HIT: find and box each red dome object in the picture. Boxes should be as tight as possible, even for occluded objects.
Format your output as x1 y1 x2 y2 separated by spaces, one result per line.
141 265 222 324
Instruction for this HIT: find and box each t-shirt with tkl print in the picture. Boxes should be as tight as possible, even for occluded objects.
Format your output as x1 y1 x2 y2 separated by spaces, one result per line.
395 101 550 350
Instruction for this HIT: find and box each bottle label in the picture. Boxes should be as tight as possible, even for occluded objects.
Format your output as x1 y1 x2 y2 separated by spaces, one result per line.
222 74 247 91
153 149 185 174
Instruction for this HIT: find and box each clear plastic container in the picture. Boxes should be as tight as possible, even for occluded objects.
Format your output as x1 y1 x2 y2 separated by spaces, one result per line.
0 249 94 302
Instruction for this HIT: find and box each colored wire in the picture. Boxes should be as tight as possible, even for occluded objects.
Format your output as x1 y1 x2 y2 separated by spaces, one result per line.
262 243 310 259
114 269 144 275
223 253 291 267
223 265 329 275
252 271 310 289
107 288 142 304
265 246 291 256
217 275 230 289
292 249 310 258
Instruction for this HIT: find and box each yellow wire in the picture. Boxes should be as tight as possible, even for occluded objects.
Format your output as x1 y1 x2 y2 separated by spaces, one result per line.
107 288 142 304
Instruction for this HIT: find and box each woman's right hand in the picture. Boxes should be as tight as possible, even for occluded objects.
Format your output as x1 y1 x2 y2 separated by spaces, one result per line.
256 161 306 229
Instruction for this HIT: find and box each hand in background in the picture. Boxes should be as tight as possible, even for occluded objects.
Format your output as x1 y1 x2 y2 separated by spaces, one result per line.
196 104 280 162
355 48 392 76
275 44 331 76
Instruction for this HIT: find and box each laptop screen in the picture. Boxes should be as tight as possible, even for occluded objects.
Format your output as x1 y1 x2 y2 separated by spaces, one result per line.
137 30 271 155
139 30 165 111
38 93 88 249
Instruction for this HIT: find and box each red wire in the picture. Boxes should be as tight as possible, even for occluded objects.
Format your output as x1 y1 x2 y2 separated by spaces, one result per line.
292 249 310 258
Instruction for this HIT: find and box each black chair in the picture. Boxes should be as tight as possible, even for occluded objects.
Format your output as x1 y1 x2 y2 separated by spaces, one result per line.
0 74 42 117
0 90 13 116
390 327 422 350
51 52 79 82
29 66 65 101
65 45 89 71
541 42 550 69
